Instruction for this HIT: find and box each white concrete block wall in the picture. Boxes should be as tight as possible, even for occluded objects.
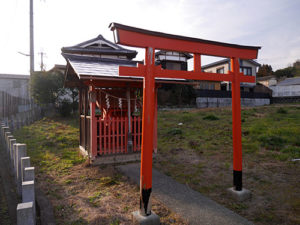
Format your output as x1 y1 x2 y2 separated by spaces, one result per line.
196 97 270 108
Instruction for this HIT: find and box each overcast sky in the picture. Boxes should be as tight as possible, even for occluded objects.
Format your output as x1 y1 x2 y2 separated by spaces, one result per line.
1 0 299 75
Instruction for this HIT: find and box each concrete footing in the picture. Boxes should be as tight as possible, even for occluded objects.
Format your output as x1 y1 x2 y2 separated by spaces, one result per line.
17 202 35 225
132 211 160 225
227 187 251 201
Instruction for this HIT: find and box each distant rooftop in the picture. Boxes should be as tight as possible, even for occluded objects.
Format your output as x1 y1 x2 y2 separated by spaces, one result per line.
202 59 261 70
0 74 30 79
62 34 137 60
277 77 300 86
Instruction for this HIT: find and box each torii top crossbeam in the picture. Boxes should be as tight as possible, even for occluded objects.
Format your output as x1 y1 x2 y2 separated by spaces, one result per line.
110 23 260 83
109 22 260 217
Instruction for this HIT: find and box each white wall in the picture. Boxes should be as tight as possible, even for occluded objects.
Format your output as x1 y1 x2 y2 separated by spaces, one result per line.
270 85 300 97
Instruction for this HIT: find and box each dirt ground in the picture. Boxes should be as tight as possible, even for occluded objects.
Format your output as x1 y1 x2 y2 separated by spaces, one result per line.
0 174 11 225
37 162 188 225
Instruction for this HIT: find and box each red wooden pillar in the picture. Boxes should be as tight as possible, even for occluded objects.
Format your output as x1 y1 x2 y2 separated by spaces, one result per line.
153 87 158 153
230 58 243 191
140 47 156 216
89 85 97 159
194 53 201 72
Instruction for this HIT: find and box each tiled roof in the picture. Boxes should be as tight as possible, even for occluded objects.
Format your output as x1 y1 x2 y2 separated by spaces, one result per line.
61 34 137 60
202 59 261 70
63 54 137 79
277 77 300 86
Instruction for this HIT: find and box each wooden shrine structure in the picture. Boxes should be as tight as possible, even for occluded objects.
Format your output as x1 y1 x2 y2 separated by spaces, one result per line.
62 34 185 164
109 23 260 217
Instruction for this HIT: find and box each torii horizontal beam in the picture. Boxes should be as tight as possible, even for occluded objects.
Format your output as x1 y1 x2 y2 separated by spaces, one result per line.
110 22 260 59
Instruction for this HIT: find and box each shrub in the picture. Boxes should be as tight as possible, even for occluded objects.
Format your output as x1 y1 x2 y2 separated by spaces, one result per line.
277 107 288 114
258 134 286 150
167 128 182 136
203 114 219 121
58 99 73 117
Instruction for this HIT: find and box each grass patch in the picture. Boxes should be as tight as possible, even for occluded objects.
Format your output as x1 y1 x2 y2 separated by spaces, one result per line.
277 107 288 114
203 114 219 121
258 134 287 150
156 105 300 225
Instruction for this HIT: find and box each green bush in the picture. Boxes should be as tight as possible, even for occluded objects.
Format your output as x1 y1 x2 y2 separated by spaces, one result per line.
167 128 182 136
203 114 219 121
58 99 73 117
277 107 288 114
258 134 286 150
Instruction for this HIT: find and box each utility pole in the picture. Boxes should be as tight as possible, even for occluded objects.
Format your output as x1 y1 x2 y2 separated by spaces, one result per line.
30 0 34 74
38 51 46 71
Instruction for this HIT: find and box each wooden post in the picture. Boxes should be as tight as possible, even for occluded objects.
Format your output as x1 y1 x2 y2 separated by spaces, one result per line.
140 47 155 216
231 58 243 191
153 87 158 153
127 87 133 152
89 85 97 159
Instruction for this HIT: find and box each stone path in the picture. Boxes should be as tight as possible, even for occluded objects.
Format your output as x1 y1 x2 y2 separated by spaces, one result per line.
117 163 254 225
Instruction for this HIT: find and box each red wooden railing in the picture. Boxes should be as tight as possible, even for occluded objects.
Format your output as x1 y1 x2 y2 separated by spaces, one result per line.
96 116 142 155
132 116 142 152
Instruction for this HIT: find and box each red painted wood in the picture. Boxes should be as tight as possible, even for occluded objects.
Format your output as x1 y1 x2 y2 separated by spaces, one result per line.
115 29 259 59
104 118 107 155
140 47 156 190
116 117 119 153
231 58 243 171
112 118 115 154
99 118 102 155
89 86 97 158
125 117 128 153
119 65 255 83
121 117 124 153
153 88 158 153
194 53 201 72
108 118 111 152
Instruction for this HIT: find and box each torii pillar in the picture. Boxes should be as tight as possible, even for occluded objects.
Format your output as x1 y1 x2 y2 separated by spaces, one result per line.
109 22 260 221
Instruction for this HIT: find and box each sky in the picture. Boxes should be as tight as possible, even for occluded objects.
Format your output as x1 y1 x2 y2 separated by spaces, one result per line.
0 0 300 75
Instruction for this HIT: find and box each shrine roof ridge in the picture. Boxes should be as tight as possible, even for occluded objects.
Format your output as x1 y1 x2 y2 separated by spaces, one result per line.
62 53 139 65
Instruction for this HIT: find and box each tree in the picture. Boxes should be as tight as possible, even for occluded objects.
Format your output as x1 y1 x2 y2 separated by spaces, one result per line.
257 64 273 77
293 59 300 69
30 70 66 106
274 67 296 79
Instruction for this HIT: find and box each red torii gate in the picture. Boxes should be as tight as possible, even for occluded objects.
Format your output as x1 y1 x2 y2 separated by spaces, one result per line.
109 23 260 217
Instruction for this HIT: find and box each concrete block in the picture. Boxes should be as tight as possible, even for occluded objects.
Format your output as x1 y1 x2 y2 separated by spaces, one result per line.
1 127 9 142
24 167 35 182
13 143 18 175
9 139 17 166
4 131 11 147
7 135 14 156
21 157 31 181
16 144 27 195
17 202 35 225
132 211 160 225
22 181 35 204
227 187 251 201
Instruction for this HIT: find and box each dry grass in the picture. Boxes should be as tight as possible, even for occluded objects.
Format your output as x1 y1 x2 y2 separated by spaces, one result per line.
14 117 187 225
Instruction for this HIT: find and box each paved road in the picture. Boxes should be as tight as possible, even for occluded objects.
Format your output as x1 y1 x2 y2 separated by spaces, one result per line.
117 163 254 225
